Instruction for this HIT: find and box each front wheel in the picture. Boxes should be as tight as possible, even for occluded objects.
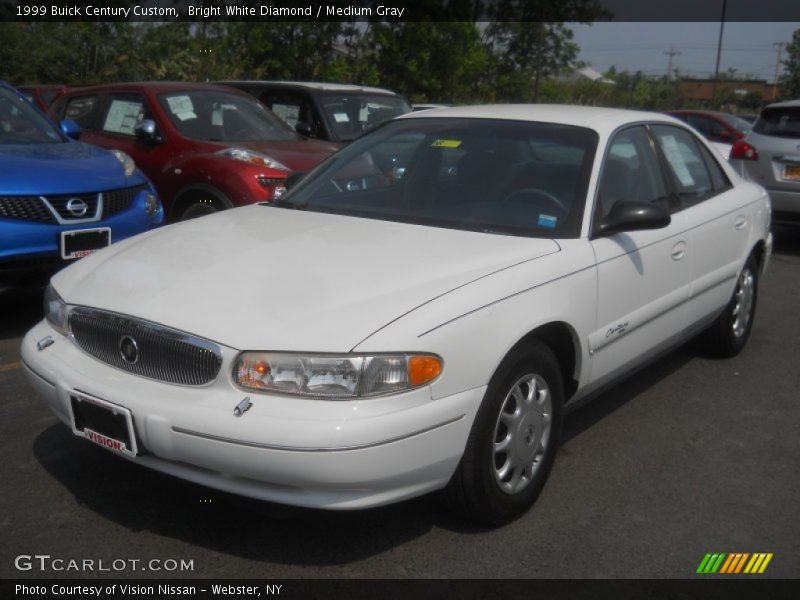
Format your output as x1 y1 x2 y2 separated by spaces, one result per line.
705 255 759 357
179 199 223 221
443 341 564 525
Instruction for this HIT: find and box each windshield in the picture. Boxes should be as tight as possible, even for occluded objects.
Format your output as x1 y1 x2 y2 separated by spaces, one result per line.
321 93 412 141
158 90 298 142
0 88 63 145
753 106 800 139
275 118 598 238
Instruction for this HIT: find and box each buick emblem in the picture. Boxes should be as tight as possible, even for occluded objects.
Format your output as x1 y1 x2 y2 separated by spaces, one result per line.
119 335 139 364
66 197 89 217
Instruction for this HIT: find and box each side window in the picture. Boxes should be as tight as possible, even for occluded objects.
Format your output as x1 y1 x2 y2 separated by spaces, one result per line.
101 94 147 136
64 95 100 129
651 125 715 209
596 126 670 221
260 91 317 134
687 115 728 141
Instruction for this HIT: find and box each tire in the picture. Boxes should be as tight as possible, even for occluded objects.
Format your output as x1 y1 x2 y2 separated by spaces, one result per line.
705 255 759 358
178 197 225 221
443 340 564 525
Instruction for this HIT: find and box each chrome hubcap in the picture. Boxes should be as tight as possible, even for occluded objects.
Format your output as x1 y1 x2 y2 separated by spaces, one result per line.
492 374 552 495
732 267 755 338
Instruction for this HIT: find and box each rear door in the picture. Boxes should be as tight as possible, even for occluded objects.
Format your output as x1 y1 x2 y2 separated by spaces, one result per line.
650 124 754 327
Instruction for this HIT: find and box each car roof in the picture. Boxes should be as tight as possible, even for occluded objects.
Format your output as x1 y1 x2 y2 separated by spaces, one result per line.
59 82 247 95
764 99 800 109
399 104 684 134
668 109 730 118
220 80 399 95
16 84 67 90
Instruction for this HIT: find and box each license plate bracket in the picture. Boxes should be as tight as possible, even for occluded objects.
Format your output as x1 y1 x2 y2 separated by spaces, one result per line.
60 227 111 260
70 393 138 457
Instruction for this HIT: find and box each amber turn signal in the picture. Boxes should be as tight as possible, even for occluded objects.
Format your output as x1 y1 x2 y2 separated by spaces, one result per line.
408 355 443 386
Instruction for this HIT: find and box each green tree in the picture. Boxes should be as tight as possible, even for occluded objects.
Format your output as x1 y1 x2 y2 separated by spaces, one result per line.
366 22 491 103
485 0 607 101
0 22 138 85
781 28 800 98
221 22 347 81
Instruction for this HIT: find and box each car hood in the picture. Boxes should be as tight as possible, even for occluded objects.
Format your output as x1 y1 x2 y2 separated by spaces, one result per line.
199 139 339 172
53 206 560 351
0 142 129 195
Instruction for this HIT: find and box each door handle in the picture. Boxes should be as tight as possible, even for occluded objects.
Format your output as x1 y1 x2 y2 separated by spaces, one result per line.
734 216 747 230
671 241 687 261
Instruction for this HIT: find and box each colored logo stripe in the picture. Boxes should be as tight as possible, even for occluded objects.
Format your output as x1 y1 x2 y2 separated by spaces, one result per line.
697 553 773 574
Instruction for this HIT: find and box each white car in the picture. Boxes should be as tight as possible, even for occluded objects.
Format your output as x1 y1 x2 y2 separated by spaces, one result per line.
22 105 772 524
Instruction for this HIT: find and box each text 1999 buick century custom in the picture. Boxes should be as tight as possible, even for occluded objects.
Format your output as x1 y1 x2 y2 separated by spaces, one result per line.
22 106 772 524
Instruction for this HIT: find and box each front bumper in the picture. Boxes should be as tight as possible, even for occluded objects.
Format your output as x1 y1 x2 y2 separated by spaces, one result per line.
1 188 163 285
21 319 483 509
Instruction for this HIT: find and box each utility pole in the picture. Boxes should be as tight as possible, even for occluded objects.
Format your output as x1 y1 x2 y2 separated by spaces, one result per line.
773 41 788 100
711 0 728 108
664 47 682 81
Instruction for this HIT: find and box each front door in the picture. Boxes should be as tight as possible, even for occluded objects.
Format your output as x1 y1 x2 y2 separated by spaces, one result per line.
588 125 693 385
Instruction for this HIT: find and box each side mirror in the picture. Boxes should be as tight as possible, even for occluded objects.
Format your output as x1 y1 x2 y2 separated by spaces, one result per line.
284 171 307 190
597 201 670 236
134 119 161 144
60 119 81 140
294 121 312 137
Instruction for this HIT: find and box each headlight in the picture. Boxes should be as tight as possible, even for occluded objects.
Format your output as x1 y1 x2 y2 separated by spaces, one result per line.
144 192 160 217
234 352 443 399
216 148 288 171
111 150 136 177
43 284 69 335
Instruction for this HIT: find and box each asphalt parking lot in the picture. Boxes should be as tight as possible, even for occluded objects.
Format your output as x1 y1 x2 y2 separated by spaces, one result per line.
1 228 798 580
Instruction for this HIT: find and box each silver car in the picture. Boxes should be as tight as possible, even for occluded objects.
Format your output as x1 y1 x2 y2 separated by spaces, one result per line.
730 99 800 225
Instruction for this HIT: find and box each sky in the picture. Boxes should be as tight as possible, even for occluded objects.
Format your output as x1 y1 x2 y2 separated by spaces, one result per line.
571 22 799 81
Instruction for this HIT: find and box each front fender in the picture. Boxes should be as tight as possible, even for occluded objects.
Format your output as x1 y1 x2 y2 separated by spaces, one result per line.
353 242 597 400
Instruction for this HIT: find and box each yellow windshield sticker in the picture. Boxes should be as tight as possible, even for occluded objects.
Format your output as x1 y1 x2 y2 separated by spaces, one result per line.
431 139 462 148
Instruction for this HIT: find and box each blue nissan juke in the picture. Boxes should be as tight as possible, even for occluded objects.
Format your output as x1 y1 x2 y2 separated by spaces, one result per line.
0 81 163 289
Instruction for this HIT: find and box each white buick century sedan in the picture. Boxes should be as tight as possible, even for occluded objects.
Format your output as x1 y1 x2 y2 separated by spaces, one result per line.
23 106 772 524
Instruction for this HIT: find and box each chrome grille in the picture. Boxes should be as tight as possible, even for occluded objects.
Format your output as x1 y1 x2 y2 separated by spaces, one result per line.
69 308 223 386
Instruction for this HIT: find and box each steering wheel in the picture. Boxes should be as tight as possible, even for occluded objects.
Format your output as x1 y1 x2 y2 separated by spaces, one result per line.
501 187 569 221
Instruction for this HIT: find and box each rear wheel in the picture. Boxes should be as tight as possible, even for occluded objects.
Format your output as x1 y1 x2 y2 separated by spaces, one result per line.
705 255 759 357
443 341 564 525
